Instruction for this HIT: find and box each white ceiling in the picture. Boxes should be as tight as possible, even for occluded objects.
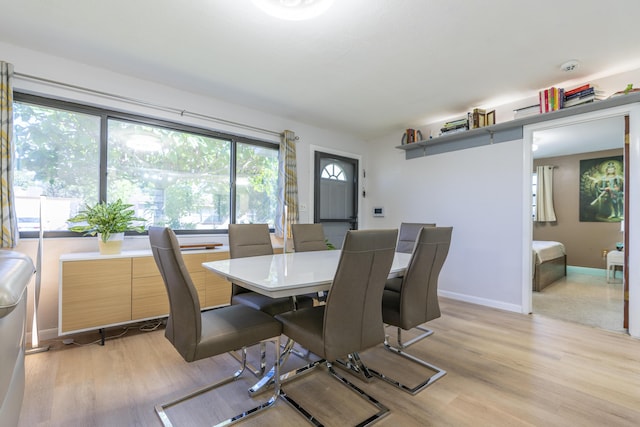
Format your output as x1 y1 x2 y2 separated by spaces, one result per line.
533 116 625 159
1 0 640 141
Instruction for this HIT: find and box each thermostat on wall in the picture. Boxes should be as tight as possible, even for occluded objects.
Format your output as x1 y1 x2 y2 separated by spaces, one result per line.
373 207 384 217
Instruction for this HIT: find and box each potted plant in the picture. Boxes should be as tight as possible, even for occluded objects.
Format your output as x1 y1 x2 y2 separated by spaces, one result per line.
67 199 146 255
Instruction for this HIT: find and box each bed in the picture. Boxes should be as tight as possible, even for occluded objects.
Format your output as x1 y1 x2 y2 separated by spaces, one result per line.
532 240 567 292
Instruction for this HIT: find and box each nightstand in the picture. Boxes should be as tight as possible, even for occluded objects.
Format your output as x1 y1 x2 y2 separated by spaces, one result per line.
606 250 624 283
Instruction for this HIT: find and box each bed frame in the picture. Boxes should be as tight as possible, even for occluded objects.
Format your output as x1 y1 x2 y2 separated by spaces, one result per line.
533 254 567 292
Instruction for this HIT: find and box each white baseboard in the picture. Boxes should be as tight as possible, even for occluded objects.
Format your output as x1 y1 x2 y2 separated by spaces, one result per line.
439 290 523 313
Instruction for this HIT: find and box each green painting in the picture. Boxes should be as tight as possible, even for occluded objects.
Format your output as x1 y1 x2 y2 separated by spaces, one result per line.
579 155 624 222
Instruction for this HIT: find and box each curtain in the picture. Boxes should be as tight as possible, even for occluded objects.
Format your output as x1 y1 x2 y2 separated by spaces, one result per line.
0 61 18 247
535 165 557 222
275 130 299 239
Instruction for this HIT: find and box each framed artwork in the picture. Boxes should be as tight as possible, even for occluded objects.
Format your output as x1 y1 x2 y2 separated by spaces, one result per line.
579 155 624 222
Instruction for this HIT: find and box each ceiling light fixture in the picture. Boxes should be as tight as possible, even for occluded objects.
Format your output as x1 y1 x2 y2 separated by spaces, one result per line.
252 0 334 21
560 60 580 72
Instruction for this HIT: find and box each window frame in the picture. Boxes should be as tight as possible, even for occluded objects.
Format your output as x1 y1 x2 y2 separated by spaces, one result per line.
13 92 279 238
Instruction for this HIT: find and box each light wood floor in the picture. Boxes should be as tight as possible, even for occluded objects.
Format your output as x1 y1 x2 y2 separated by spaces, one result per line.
19 298 640 427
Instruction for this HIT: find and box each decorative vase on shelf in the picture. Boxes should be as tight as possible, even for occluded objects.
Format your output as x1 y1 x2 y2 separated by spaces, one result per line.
97 232 125 255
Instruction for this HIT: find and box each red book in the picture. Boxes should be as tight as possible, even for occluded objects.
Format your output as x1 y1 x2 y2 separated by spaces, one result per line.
544 90 549 112
564 84 590 97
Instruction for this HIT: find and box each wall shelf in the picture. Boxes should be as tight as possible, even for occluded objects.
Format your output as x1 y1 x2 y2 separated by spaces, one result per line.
397 91 640 159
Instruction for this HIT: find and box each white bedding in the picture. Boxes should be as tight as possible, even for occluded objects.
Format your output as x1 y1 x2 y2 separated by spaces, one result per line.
532 240 566 264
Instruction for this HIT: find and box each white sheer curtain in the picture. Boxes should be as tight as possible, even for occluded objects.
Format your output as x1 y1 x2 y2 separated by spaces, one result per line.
0 61 19 247
535 165 557 222
275 130 299 239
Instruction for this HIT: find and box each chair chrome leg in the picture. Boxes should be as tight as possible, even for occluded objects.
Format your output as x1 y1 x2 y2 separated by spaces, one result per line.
326 361 390 426
394 325 433 350
278 360 389 427
367 326 445 395
228 341 266 378
334 352 375 382
155 337 281 427
278 392 325 427
250 338 323 396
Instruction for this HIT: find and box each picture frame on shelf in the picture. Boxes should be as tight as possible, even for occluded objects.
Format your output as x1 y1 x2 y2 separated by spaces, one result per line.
486 110 496 126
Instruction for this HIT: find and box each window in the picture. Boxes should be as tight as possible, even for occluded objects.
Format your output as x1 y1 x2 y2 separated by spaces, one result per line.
12 93 278 235
13 101 101 232
107 119 231 230
321 162 346 181
235 142 278 227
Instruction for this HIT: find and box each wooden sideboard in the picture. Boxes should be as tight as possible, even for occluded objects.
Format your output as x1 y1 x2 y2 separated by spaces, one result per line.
58 248 231 336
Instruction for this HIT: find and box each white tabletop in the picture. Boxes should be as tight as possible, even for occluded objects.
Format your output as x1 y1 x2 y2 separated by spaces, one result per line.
202 250 412 299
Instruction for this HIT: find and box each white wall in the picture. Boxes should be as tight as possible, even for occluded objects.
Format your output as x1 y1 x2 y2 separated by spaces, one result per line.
2 42 368 339
364 136 527 312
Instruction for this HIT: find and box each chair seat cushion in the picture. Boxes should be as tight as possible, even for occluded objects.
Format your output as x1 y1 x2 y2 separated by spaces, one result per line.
275 306 326 358
193 305 282 362
384 277 403 293
232 292 314 316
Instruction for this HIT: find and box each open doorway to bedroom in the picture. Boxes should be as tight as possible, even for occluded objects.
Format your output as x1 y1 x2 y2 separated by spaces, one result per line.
531 115 626 333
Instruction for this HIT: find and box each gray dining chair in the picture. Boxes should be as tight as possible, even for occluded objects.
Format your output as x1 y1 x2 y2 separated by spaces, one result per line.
370 226 452 394
385 222 435 293
291 223 330 303
148 226 284 426
275 228 398 426
291 223 328 252
396 222 436 254
228 224 314 315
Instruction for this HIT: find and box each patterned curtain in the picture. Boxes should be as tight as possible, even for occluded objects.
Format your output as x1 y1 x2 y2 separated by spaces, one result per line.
275 130 299 239
0 61 18 247
535 165 557 222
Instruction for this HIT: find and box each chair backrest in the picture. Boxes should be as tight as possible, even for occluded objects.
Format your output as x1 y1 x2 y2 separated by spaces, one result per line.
323 228 398 361
228 224 274 258
228 224 274 295
291 223 327 252
396 222 436 253
398 226 452 329
148 226 201 362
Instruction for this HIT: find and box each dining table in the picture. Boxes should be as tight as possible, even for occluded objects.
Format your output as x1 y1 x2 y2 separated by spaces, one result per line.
202 249 412 299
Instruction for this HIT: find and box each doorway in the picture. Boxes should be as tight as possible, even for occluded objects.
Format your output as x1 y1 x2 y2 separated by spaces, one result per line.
314 151 358 249
529 116 626 332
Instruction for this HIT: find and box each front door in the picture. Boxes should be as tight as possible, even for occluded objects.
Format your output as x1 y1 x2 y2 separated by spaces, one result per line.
314 151 358 249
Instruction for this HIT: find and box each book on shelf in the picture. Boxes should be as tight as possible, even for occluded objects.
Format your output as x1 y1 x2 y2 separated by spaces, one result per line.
440 124 468 134
564 87 595 101
539 87 564 113
441 117 469 134
563 84 605 108
442 117 468 129
563 93 603 108
439 126 468 136
404 128 417 144
564 84 591 97
514 104 540 119
486 110 496 126
469 108 486 129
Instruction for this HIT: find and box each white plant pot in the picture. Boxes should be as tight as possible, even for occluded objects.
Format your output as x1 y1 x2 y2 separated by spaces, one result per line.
97 232 125 255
